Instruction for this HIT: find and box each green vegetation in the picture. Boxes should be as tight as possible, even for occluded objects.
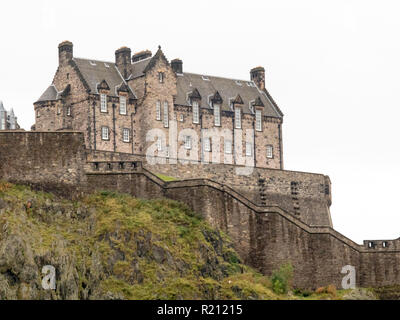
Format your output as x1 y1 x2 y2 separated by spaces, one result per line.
271 263 294 294
154 173 177 182
0 181 388 300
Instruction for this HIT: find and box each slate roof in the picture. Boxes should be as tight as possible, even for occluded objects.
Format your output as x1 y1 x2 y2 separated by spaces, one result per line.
36 85 59 102
36 49 282 118
73 58 136 98
128 57 152 79
175 73 282 117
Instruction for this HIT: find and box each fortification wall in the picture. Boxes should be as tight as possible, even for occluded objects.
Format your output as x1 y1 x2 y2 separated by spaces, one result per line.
87 150 332 227
84 169 400 289
0 132 399 289
0 131 87 196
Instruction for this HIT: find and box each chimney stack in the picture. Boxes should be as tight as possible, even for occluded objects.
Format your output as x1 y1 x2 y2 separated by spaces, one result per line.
171 59 183 74
115 47 132 79
58 41 73 66
250 66 265 90
132 50 152 63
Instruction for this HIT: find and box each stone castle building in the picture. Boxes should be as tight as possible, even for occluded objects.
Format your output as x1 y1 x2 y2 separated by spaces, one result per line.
0 101 19 130
6 40 395 290
34 41 283 169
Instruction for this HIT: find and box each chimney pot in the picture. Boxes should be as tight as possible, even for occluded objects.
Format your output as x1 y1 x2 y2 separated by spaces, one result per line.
115 46 132 79
58 41 73 65
250 66 265 90
171 58 183 74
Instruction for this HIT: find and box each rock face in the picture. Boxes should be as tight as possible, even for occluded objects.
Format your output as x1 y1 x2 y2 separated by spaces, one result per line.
0 182 276 300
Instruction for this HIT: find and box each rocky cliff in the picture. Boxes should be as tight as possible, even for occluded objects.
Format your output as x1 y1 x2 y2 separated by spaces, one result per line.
0 181 280 300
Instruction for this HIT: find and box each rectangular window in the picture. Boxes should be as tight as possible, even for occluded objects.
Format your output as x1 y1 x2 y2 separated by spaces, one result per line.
101 127 109 140
157 138 162 151
163 101 169 127
193 100 199 124
179 114 184 122
255 110 262 131
224 140 232 154
57 107 61 115
100 94 107 112
165 146 170 158
120 96 127 115
246 142 252 156
214 104 221 126
67 106 71 116
235 107 241 129
156 101 161 120
267 145 273 159
159 72 164 83
204 137 211 152
185 136 192 149
122 128 130 142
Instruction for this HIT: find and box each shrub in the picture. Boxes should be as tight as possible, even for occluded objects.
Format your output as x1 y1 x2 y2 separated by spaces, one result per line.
315 284 337 297
270 263 294 294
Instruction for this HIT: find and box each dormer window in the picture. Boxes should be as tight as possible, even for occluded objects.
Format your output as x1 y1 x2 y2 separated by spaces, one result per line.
202 75 210 81
235 80 242 86
100 94 107 112
255 109 262 131
235 107 241 129
192 100 199 124
159 72 164 83
214 104 221 126
119 96 127 115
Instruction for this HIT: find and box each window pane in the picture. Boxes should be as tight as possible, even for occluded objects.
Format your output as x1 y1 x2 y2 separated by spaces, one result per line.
163 102 169 127
120 96 126 115
156 101 161 120
101 94 107 112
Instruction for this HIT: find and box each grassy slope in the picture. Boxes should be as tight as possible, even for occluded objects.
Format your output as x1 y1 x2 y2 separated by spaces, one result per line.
0 182 387 300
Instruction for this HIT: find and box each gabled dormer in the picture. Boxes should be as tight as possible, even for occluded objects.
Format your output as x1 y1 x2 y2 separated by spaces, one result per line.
232 94 244 129
189 88 201 124
97 80 110 113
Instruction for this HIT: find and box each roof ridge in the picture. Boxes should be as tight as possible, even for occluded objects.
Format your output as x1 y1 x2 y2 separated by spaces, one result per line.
73 57 115 65
184 72 254 84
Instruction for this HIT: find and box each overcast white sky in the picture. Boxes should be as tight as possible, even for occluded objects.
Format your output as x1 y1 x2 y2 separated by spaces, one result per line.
0 0 399 243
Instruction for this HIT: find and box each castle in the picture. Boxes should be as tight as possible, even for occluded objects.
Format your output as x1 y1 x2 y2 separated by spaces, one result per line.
0 101 19 130
0 41 398 290
34 41 283 169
